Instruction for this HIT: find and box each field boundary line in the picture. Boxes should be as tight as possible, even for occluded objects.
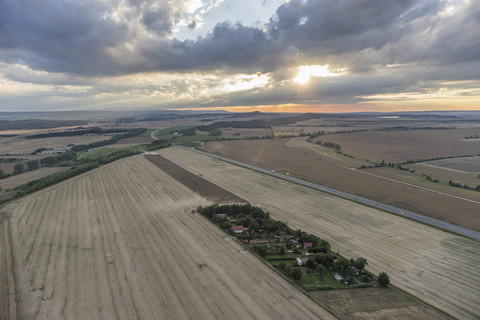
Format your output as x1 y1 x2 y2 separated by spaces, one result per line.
179 146 480 241
355 168 480 205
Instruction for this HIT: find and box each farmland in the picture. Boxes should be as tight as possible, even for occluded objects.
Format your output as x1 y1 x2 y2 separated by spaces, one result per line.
0 135 110 155
0 155 336 320
0 167 70 191
312 288 442 320
310 129 480 163
200 138 480 230
159 146 480 320
426 156 480 173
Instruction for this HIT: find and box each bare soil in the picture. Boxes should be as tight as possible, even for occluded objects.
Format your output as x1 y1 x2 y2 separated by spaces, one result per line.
426 156 480 173
312 288 446 320
0 155 334 320
159 146 480 320
145 154 246 203
199 138 480 230
314 129 480 163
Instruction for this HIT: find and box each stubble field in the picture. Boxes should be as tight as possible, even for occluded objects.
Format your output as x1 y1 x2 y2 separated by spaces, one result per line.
313 129 480 163
0 155 335 320
159 146 480 320
200 138 480 230
0 135 110 155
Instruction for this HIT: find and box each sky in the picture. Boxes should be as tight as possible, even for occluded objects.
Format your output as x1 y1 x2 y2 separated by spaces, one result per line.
0 0 479 113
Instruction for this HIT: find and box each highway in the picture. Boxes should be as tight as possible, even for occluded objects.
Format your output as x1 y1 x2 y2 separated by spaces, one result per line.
179 146 480 241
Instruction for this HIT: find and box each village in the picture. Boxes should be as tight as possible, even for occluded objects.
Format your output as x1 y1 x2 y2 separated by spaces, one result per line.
198 204 387 291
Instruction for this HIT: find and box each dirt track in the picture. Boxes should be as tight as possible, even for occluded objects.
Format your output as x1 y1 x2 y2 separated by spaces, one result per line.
0 155 335 320
159 146 480 320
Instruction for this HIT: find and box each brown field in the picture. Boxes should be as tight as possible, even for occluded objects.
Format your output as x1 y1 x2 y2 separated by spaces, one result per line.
312 288 444 320
0 167 70 191
313 129 480 163
0 155 336 320
410 162 480 187
0 135 110 155
159 146 480 320
200 138 480 230
272 126 359 137
426 156 480 173
220 128 272 137
145 154 246 203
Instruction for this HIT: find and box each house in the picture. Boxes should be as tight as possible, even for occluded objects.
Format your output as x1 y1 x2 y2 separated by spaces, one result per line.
250 239 267 244
232 226 245 233
276 243 283 247
216 213 228 220
305 252 314 256
296 258 304 266
303 242 313 249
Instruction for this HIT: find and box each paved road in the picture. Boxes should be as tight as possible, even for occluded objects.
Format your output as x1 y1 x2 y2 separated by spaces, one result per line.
179 146 480 241
150 129 159 140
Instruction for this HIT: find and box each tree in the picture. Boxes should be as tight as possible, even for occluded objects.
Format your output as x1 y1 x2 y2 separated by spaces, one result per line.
353 257 368 270
279 246 285 255
305 258 316 269
252 245 267 257
316 264 327 277
27 160 39 171
278 262 286 272
41 156 57 167
344 275 354 284
209 129 222 136
13 164 25 175
290 268 302 281
377 272 390 287
0 169 6 179
334 257 352 276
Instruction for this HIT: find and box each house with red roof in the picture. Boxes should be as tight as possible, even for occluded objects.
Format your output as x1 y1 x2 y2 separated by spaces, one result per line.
303 242 313 249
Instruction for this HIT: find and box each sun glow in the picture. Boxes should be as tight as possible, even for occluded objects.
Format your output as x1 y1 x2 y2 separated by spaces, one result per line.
293 65 344 84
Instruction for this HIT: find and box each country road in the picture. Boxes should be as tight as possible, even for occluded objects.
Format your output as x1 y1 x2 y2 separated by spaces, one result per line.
150 129 159 140
179 146 480 241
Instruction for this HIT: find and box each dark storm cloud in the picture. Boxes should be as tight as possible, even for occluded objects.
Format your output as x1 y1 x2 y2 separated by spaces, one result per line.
0 0 478 82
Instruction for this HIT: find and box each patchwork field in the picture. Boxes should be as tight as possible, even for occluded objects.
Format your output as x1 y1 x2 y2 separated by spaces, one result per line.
314 129 480 163
159 146 480 320
200 139 480 230
426 156 480 173
0 135 110 155
0 155 335 320
0 167 70 191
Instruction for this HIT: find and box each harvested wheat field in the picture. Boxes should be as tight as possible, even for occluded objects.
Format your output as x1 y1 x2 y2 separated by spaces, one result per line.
0 155 335 320
200 139 480 230
159 146 480 320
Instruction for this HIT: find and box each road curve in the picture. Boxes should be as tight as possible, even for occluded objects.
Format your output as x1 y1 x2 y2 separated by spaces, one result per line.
179 146 480 241
150 129 159 140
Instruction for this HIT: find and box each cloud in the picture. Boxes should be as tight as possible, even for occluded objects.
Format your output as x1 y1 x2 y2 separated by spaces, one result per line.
1 0 478 78
0 0 479 112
